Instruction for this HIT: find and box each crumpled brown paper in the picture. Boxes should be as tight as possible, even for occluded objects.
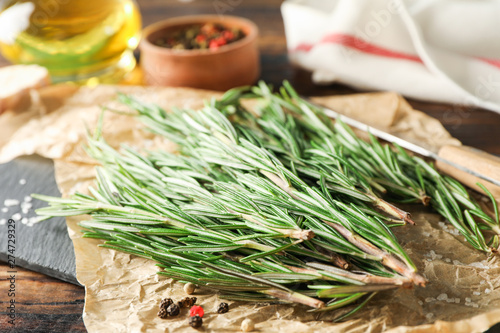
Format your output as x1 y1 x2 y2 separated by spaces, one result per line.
0 85 499 333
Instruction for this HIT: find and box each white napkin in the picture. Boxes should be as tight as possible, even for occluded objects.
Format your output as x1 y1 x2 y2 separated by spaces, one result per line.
282 0 500 113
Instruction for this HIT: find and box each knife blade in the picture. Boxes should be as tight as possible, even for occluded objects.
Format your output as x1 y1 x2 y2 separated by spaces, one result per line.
316 104 500 189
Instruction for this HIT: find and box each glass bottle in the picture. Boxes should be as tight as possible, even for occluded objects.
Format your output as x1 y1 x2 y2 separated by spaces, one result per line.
0 0 142 84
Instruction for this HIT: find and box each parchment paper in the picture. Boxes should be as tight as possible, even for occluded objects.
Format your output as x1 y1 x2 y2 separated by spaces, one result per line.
0 85 498 333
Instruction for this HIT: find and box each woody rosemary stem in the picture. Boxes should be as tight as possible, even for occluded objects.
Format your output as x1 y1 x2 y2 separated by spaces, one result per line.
322 221 426 286
261 289 325 309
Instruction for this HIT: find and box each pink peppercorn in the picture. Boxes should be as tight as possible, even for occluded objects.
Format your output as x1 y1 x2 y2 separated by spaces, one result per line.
190 305 204 318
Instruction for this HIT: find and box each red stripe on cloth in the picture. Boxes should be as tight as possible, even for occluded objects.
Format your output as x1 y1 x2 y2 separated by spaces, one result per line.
477 57 500 70
293 33 423 63
293 33 500 71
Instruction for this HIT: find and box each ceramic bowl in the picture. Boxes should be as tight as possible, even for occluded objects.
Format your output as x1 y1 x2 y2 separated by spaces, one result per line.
140 15 260 91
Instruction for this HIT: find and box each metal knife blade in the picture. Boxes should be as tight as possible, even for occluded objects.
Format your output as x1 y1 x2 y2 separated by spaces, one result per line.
317 104 500 188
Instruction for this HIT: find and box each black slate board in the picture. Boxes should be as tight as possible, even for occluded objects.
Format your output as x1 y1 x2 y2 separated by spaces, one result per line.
0 155 79 285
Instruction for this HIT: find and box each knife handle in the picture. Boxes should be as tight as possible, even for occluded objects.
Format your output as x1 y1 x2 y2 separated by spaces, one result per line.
436 145 500 200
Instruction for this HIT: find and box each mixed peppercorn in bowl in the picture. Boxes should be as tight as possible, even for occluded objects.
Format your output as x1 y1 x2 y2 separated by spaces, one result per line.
140 15 260 90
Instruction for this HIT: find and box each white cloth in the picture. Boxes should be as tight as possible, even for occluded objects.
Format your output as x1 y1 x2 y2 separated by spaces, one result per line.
281 0 500 113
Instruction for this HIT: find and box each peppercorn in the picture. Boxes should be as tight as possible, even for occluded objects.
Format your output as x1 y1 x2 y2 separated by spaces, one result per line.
157 308 168 319
241 318 255 332
178 296 197 308
184 282 196 295
166 303 180 317
160 298 173 310
189 305 204 318
189 315 203 329
217 302 229 314
153 22 244 50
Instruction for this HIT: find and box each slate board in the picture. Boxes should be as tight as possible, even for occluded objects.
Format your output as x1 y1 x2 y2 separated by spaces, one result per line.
0 155 79 285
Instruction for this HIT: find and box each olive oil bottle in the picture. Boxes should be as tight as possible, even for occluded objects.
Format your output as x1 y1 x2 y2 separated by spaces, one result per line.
0 0 141 84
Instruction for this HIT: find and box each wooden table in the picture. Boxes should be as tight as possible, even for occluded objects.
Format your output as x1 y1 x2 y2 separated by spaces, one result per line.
1 1 500 332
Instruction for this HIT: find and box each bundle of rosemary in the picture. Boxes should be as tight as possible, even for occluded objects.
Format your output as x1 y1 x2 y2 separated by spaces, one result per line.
34 82 498 318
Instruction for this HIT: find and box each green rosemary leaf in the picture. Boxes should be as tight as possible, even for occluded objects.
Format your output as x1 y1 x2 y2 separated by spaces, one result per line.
172 244 242 252
477 183 499 224
316 284 397 298
240 240 302 263
79 220 142 232
312 293 367 312
253 272 319 281
332 292 377 322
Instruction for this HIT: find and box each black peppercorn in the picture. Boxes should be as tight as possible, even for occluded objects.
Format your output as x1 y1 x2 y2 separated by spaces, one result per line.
189 315 203 329
178 296 197 308
157 308 168 319
160 298 173 310
217 302 229 314
166 303 180 317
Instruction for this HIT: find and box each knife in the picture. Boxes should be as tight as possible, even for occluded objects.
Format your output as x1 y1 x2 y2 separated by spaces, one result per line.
316 104 500 198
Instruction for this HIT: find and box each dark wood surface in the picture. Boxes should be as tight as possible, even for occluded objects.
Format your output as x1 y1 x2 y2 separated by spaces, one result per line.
1 0 500 332
0 262 86 332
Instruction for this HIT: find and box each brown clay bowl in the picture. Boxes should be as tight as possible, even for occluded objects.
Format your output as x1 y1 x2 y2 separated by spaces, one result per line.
140 15 260 91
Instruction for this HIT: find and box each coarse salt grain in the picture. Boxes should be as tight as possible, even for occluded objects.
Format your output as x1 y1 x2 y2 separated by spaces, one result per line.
21 202 32 214
480 280 485 285
28 216 43 225
485 289 491 294
21 202 32 209
425 297 435 303
0 218 6 225
473 291 481 296
24 196 32 202
465 297 472 302
455 298 460 304
1 207 8 213
425 313 434 320
12 213 21 221
472 303 479 308
21 218 28 224
19 179 26 185
453 260 463 266
418 300 423 306
437 293 448 301
4 199 20 207
445 258 451 263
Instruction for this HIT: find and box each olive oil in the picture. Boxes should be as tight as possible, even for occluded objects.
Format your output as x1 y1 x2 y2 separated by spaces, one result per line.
0 0 141 84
